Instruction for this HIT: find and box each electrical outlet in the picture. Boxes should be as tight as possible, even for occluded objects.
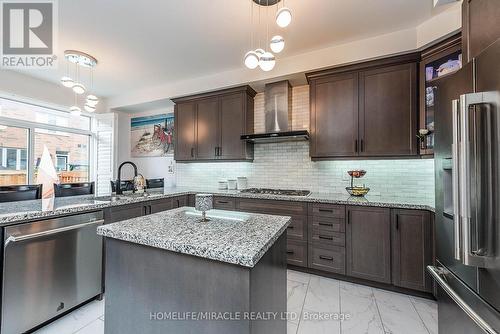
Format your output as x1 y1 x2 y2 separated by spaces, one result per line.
168 161 175 174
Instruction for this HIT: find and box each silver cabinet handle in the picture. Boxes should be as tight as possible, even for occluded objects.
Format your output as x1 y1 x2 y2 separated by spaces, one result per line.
427 265 498 334
452 98 462 261
4 219 104 248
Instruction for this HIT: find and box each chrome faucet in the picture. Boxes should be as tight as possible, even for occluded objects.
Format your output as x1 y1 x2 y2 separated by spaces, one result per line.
116 161 138 195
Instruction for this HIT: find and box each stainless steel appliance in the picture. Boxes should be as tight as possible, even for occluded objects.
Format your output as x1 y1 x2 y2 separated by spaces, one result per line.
429 39 500 334
241 80 310 143
239 188 310 196
1 211 103 334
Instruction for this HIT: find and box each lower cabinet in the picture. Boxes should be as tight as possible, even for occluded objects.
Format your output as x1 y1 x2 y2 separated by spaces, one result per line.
105 202 148 223
346 206 391 284
392 209 432 292
149 199 174 213
287 240 308 267
308 246 346 274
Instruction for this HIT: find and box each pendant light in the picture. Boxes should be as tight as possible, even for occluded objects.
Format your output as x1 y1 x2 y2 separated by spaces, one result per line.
276 0 292 28
70 93 81 116
259 0 275 71
61 76 74 88
72 65 86 94
85 68 99 110
244 1 260 69
270 35 285 53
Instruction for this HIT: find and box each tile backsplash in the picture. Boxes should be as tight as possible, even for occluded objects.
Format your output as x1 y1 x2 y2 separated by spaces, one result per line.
176 141 435 201
176 84 435 202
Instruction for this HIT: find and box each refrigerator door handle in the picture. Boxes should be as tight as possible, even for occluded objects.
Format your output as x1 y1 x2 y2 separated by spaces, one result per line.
427 265 499 334
459 91 500 268
452 98 462 261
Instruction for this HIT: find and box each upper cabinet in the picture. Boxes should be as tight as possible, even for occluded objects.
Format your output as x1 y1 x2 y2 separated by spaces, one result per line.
419 34 462 157
307 54 419 159
462 0 500 63
172 86 256 162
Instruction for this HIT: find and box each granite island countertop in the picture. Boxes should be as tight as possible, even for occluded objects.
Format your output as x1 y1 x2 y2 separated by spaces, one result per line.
97 207 290 268
0 187 435 226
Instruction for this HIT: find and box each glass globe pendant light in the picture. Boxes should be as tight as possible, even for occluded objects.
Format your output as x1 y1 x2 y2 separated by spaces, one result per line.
259 51 275 71
270 35 285 53
86 94 99 107
84 104 96 112
244 50 259 69
276 6 292 28
60 76 74 88
72 83 86 95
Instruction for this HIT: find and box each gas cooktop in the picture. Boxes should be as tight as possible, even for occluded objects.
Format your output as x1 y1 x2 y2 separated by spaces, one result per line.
239 188 311 197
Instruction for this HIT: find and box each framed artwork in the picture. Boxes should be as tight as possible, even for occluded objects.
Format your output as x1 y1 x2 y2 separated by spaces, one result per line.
130 113 174 157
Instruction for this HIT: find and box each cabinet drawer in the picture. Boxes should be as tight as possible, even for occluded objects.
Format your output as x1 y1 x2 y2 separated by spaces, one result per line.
287 216 307 241
310 216 345 233
308 246 345 274
309 203 345 218
213 197 236 210
237 199 307 216
310 228 345 247
287 240 307 268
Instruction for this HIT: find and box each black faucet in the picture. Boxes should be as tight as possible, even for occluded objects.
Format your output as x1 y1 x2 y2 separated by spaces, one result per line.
116 161 138 195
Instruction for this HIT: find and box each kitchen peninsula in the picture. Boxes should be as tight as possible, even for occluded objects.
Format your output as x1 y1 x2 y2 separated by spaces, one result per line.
97 207 290 334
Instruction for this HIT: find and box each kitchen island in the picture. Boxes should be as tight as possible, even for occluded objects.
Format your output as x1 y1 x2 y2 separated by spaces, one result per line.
97 207 290 334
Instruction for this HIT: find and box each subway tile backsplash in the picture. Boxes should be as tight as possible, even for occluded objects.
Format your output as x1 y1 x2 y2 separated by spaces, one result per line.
176 141 435 201
176 84 435 202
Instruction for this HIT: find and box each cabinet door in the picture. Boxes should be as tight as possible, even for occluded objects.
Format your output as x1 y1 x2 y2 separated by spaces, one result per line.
172 195 187 208
174 102 196 160
150 199 174 214
359 63 417 157
462 0 500 62
196 98 219 160
219 93 247 159
392 209 432 292
346 206 391 283
310 73 359 158
107 203 146 223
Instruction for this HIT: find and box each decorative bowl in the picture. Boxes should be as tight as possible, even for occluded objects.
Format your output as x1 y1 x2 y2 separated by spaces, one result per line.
347 170 366 178
346 186 370 197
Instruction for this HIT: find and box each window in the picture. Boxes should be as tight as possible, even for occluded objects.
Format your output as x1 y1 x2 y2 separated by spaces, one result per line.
0 125 29 186
0 96 94 188
34 130 90 183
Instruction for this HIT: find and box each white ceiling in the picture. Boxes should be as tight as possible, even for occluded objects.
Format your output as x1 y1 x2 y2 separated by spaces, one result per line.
11 0 450 99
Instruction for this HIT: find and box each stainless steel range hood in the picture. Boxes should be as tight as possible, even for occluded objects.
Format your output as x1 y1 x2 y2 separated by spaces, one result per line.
241 80 310 143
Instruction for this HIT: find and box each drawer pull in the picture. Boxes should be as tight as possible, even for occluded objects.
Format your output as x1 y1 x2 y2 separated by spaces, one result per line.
319 255 334 261
318 208 334 213
318 222 334 227
318 235 333 240
217 201 230 204
287 226 294 229
286 250 295 255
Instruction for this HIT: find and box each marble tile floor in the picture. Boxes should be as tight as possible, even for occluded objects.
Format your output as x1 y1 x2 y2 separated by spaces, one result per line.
33 270 437 334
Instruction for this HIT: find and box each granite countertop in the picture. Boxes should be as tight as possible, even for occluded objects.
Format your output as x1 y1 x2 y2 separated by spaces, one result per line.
0 187 435 226
97 207 290 268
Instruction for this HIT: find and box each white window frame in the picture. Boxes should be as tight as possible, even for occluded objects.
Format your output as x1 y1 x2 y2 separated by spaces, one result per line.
0 95 95 184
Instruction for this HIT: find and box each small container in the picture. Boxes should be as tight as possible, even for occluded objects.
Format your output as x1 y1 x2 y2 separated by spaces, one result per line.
227 179 237 190
237 177 248 190
218 180 228 190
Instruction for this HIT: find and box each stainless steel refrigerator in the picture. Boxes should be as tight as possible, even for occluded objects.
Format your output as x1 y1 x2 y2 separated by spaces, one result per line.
429 38 500 334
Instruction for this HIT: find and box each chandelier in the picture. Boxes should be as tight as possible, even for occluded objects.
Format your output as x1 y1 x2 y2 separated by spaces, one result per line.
244 0 292 72
60 50 99 115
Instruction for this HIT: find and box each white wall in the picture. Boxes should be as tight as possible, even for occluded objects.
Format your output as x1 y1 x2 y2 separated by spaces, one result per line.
0 70 108 113
115 107 176 186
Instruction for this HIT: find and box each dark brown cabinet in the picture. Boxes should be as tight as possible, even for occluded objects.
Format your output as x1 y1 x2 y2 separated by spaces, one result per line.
307 55 419 159
346 206 391 284
174 102 196 161
462 0 500 63
173 86 256 162
105 202 148 223
149 198 174 214
359 63 417 157
309 73 359 157
195 98 219 159
392 209 432 292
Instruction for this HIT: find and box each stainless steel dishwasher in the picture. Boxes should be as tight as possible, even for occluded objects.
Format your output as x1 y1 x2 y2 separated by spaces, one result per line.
1 211 104 334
